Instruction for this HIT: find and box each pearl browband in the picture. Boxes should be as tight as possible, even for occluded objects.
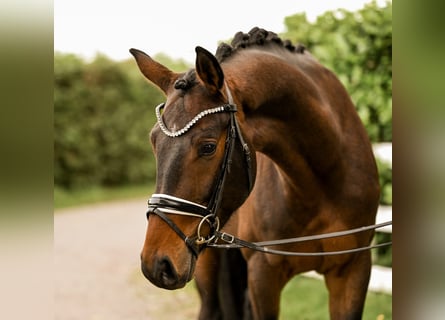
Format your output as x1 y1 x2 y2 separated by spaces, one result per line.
155 83 236 138
155 103 237 137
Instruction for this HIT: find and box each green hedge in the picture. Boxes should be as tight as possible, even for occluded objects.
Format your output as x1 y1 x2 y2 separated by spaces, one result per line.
54 53 163 189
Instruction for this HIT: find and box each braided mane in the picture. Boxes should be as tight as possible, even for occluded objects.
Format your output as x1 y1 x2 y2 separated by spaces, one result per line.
175 28 306 90
215 27 306 62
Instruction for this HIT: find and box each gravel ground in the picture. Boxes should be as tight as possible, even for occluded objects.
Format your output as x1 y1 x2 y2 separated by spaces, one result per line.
54 198 200 320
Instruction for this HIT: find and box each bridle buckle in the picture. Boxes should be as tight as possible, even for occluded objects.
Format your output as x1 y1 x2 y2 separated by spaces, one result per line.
220 232 235 244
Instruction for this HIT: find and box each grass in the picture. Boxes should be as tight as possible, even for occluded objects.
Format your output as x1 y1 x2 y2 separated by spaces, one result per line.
280 276 391 320
128 269 391 319
54 183 155 209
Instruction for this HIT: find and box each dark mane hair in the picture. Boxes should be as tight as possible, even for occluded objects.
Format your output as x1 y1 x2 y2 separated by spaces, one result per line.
175 28 306 90
215 27 306 62
174 69 196 90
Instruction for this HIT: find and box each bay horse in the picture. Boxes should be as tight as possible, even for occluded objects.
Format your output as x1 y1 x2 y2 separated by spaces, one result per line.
130 27 380 320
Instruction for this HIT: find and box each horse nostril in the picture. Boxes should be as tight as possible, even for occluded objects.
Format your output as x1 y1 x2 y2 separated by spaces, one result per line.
140 255 185 289
157 256 178 285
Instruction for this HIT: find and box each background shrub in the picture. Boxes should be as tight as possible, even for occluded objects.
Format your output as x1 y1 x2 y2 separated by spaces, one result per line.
54 54 164 189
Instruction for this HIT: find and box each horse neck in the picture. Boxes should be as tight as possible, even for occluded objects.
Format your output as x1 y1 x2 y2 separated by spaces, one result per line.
224 51 352 197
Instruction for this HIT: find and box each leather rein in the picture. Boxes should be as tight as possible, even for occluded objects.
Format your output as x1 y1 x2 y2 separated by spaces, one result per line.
146 86 392 257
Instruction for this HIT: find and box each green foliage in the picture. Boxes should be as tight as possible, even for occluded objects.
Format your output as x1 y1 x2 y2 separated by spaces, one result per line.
280 276 392 319
54 53 166 189
374 158 392 267
282 1 392 142
376 158 392 205
374 232 392 267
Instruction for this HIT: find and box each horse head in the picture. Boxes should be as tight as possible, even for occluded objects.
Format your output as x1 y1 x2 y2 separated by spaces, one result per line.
130 47 255 289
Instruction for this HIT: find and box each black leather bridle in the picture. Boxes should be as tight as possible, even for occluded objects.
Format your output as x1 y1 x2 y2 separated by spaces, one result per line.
146 87 254 257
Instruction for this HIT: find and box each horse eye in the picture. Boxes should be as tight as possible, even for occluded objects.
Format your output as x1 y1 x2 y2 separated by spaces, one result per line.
199 143 217 156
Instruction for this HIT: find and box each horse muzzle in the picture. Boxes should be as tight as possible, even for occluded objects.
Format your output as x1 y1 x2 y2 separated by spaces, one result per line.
141 253 196 290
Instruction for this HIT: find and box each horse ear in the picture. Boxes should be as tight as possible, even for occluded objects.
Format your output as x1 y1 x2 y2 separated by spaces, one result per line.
195 46 224 93
129 48 176 94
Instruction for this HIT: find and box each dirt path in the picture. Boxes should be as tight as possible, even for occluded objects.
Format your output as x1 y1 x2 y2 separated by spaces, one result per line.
54 198 200 320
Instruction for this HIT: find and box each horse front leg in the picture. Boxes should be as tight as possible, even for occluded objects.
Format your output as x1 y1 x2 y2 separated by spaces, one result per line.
195 248 222 320
245 253 288 320
195 248 248 320
323 251 372 320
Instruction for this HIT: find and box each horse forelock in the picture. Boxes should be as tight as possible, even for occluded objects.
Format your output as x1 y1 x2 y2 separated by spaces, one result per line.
174 69 197 91
215 27 306 62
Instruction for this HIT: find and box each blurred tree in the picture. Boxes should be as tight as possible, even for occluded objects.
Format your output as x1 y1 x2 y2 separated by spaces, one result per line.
54 53 172 189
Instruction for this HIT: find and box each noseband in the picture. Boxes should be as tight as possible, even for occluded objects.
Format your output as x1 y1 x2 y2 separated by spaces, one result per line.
147 86 254 256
